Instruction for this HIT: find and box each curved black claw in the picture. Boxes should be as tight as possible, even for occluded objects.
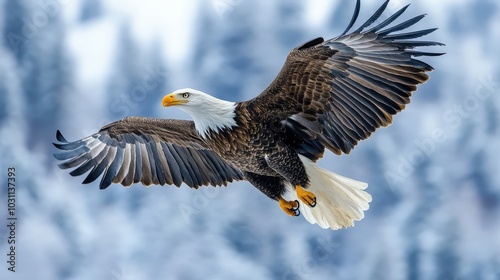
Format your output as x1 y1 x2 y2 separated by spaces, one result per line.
293 200 300 216
278 198 301 217
309 197 317 208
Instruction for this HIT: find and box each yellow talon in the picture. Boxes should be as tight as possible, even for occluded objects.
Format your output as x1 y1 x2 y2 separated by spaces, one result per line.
279 197 300 216
296 185 316 207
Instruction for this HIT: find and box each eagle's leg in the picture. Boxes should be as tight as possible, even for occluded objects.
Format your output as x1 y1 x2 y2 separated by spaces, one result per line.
264 150 317 208
244 171 300 216
296 185 317 207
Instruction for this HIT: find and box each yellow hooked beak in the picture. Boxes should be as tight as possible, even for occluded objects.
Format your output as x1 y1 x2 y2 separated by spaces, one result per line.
162 93 188 107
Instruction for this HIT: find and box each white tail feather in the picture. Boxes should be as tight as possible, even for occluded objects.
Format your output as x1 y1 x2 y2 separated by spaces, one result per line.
283 155 372 230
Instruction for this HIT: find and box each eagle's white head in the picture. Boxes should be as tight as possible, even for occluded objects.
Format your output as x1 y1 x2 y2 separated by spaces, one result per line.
162 88 237 138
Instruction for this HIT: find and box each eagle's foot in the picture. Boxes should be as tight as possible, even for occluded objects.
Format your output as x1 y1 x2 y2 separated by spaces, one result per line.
296 185 316 207
279 197 300 217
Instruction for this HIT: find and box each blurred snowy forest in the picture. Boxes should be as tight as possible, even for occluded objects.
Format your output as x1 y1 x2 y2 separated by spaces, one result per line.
0 0 499 279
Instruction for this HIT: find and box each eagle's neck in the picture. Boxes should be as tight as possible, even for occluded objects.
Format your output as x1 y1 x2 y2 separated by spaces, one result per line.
183 96 238 139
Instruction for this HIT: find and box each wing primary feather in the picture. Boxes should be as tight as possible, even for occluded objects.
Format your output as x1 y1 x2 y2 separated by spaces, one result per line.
56 130 69 143
133 142 142 184
148 142 166 185
224 164 243 182
349 60 401 83
204 151 229 180
353 0 389 33
139 143 153 186
57 152 91 169
342 75 402 115
187 149 211 186
393 41 445 47
349 59 429 84
194 151 218 180
329 89 374 133
339 0 361 37
378 14 426 36
173 145 200 187
365 4 410 33
350 69 414 99
330 80 387 124
100 145 125 189
155 142 173 185
349 63 417 92
328 97 367 139
54 138 101 161
142 141 157 185
328 104 364 140
114 144 131 184
406 50 446 57
382 28 438 41
53 136 93 150
168 144 194 188
198 151 224 185
122 143 136 186
69 144 109 177
177 146 201 187
321 117 351 153
81 145 114 184
408 59 435 71
161 143 183 187
55 137 102 163
53 145 89 161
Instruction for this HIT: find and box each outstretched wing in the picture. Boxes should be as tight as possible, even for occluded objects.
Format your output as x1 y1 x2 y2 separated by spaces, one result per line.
53 117 244 189
246 0 444 158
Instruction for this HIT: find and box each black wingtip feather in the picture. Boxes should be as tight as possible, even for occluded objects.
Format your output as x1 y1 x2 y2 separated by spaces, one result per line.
82 152 112 185
56 130 68 143
378 14 427 36
383 28 438 41
340 0 361 37
82 166 102 185
53 136 95 151
407 51 446 57
53 145 89 161
53 141 80 151
365 4 410 34
69 146 109 177
395 41 445 47
100 147 125 190
57 153 91 170
353 0 389 33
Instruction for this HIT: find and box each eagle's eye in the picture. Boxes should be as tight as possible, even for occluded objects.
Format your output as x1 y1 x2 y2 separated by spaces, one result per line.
183 93 190 99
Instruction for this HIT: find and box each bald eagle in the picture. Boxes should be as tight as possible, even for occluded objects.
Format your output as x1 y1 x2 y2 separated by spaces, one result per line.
53 0 443 230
